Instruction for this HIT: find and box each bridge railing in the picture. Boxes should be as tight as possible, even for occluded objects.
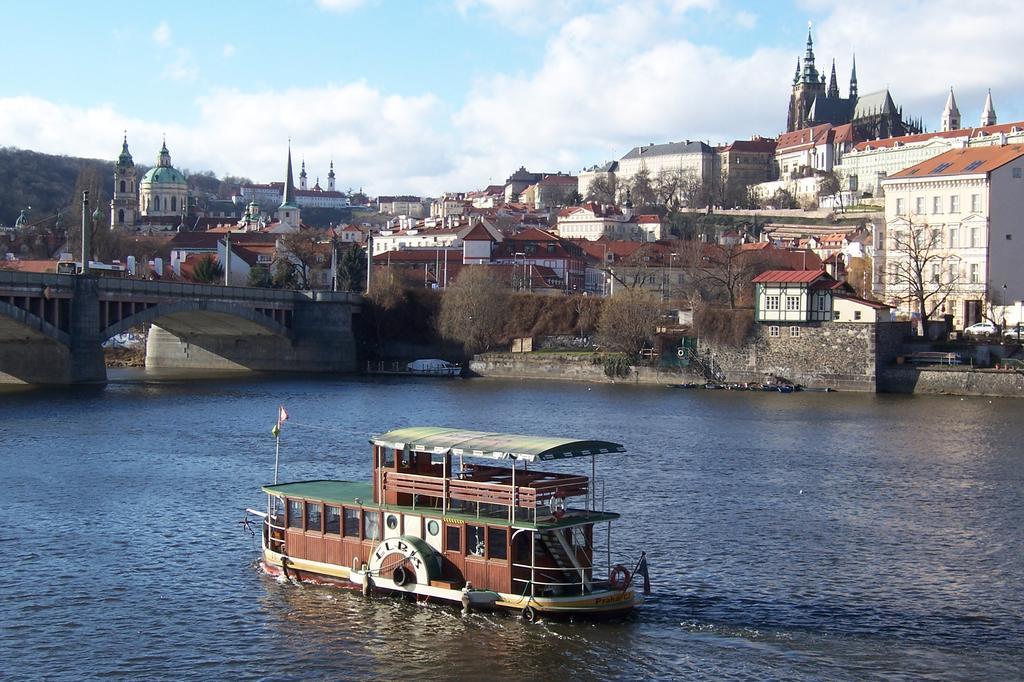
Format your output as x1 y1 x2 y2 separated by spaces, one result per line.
1 270 363 305
0 270 76 289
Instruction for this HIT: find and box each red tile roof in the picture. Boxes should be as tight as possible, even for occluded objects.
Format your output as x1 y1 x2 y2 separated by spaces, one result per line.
752 269 829 284
853 120 1024 152
888 144 1024 179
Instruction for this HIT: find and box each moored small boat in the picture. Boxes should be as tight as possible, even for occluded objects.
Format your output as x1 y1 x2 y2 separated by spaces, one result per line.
249 426 647 620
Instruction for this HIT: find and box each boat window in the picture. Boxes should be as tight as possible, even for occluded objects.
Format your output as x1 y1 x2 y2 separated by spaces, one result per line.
325 505 341 534
381 447 395 469
343 508 360 537
466 525 485 557
446 524 461 552
427 520 440 536
287 499 304 529
270 497 285 525
364 511 381 541
305 502 322 532
385 514 399 530
487 527 507 560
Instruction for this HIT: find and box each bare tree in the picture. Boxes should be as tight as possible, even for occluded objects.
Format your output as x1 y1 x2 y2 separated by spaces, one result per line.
584 175 618 205
628 168 657 208
366 268 407 347
886 218 962 333
684 241 764 309
278 228 327 289
437 268 511 354
596 287 662 356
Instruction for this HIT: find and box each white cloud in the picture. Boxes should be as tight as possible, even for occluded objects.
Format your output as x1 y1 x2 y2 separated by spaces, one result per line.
316 0 366 13
152 21 171 47
734 10 756 29
163 48 199 82
222 43 236 58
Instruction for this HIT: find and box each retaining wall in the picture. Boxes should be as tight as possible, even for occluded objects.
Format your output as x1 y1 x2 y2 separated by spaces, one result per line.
469 352 703 385
879 366 1024 397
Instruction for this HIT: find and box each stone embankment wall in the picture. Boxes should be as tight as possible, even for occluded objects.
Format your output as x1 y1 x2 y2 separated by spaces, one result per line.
701 321 909 392
469 352 703 385
880 366 1024 397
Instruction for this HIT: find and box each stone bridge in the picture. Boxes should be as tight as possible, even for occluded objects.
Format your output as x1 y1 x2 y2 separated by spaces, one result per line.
0 270 362 384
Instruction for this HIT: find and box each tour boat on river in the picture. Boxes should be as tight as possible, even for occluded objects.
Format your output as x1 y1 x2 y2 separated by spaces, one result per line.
249 426 647 620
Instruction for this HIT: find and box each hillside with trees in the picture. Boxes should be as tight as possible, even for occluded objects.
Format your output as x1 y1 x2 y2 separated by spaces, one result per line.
0 147 115 227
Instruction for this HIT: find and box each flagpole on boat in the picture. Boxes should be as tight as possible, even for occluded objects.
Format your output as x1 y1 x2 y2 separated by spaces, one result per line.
273 405 289 485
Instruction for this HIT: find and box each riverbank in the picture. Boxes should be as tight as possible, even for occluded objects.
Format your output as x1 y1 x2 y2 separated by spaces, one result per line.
104 346 146 368
880 365 1024 397
469 351 703 385
470 351 1024 397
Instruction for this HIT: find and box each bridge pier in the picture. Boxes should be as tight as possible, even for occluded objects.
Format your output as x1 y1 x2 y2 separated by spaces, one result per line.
144 298 358 374
69 278 108 383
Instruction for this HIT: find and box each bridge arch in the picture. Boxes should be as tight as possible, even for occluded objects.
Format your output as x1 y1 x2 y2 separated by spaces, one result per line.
101 299 292 342
0 300 70 346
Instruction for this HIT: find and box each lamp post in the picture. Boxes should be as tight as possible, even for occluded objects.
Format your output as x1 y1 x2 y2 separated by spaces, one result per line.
667 251 677 303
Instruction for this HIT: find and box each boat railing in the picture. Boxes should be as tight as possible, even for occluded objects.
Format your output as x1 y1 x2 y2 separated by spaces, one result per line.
512 563 590 595
383 469 590 513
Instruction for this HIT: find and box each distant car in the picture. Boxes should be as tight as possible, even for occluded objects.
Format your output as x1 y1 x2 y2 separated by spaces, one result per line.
1004 326 1024 341
964 322 998 336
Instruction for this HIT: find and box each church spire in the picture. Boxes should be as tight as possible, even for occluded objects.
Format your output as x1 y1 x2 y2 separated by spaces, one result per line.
793 57 801 85
157 135 172 168
327 160 336 191
828 59 839 98
801 23 818 84
941 87 961 132
980 89 997 126
299 158 308 190
849 54 858 99
281 142 298 208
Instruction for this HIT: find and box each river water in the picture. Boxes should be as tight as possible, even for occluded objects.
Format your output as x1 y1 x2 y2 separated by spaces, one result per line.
2 372 1022 680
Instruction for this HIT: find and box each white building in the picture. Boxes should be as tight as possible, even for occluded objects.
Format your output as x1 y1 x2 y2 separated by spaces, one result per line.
617 140 715 189
880 143 1024 328
556 202 662 242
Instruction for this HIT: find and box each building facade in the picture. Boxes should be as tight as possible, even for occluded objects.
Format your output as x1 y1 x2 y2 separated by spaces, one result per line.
879 144 1024 328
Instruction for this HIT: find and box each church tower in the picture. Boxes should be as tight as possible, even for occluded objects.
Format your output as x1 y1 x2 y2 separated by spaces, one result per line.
827 59 839 99
941 88 961 132
980 89 997 126
787 25 826 132
849 55 858 100
111 134 138 229
299 159 308 191
327 161 336 192
277 144 301 231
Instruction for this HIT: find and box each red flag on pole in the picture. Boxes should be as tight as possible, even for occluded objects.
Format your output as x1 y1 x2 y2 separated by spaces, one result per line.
278 405 289 427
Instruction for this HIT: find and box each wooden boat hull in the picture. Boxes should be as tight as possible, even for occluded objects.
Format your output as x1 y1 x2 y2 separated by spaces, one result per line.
260 548 640 617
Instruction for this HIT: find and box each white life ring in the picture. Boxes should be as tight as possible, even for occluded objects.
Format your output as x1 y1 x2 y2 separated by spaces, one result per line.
676 347 686 358
549 491 567 519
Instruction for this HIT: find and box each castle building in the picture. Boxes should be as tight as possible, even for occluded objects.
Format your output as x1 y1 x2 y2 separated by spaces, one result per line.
786 27 922 139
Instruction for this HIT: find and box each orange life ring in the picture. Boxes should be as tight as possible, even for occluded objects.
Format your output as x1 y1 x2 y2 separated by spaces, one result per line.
549 490 567 519
609 563 630 590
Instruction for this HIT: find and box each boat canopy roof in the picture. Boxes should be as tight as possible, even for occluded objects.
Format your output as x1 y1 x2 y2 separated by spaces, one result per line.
370 426 625 462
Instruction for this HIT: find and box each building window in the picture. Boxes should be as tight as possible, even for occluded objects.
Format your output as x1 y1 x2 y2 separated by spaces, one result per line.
288 500 303 529
466 524 485 557
895 198 904 215
487 527 507 560
834 311 841 320
949 195 959 213
171 196 177 213
970 227 980 248
769 325 780 337
931 264 941 284
305 502 322 532
789 326 801 337
1014 167 1022 178
446 524 461 552
325 505 340 534
932 196 942 214
970 263 980 283
915 197 925 214
766 295 780 311
949 227 958 248
854 310 862 320
119 180 126 193
971 194 981 212
786 295 800 311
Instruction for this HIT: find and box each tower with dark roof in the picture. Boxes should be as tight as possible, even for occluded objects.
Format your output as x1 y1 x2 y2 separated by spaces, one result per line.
110 133 138 228
787 27 826 132
277 143 301 230
327 160 336 192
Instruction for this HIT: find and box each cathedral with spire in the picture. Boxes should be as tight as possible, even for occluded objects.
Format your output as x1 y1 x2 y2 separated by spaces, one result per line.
786 26 923 139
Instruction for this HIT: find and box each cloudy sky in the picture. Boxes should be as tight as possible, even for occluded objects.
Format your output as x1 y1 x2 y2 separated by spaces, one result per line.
3 0 1022 196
